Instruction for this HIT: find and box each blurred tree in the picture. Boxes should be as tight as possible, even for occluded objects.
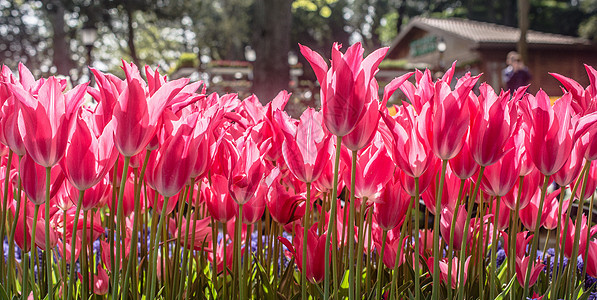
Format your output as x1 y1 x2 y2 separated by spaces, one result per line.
0 0 46 73
291 0 350 64
252 0 293 103
43 0 77 77
579 0 597 41
529 0 586 37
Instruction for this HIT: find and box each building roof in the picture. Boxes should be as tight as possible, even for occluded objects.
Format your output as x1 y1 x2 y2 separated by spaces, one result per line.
390 17 591 50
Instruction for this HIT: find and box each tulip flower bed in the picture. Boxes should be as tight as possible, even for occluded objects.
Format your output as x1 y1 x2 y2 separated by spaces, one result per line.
1 42 597 300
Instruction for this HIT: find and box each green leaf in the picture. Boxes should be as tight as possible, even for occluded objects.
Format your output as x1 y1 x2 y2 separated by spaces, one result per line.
494 276 516 300
313 282 324 299
290 292 301 300
578 282 597 300
0 284 8 300
254 259 276 300
278 258 296 296
340 270 350 289
395 281 413 298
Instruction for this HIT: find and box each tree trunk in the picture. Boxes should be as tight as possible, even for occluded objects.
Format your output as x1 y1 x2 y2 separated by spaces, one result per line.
517 0 530 64
396 0 407 34
45 0 76 78
252 0 292 104
125 4 141 67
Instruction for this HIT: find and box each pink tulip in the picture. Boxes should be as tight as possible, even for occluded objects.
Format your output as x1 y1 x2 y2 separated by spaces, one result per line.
423 166 463 213
515 256 544 287
542 190 565 230
91 266 110 295
560 214 590 258
12 200 32 252
398 157 439 197
59 109 118 192
20 154 65 205
398 69 435 114
65 177 111 211
382 103 433 178
88 68 122 132
299 42 387 136
553 138 586 187
374 177 410 231
502 230 533 258
176 216 212 250
106 177 135 217
276 108 331 183
550 65 597 116
227 134 266 205
583 240 597 278
428 75 478 160
146 112 200 198
449 132 479 179
469 84 518 167
189 116 218 180
261 91 290 162
112 61 189 157
1 64 54 156
100 238 131 271
279 224 329 283
313 137 347 194
345 135 394 201
502 169 543 210
0 93 26 156
521 91 576 175
487 200 511 231
205 174 237 223
147 188 180 216
574 161 597 201
30 203 59 250
0 68 26 155
210 134 239 179
342 96 379 151
479 137 519 197
237 183 266 224
373 229 407 269
208 238 237 274
519 186 558 231
343 72 413 151
427 256 471 289
418 229 435 258
440 205 468 250
513 123 536 176
9 77 87 167
265 169 305 225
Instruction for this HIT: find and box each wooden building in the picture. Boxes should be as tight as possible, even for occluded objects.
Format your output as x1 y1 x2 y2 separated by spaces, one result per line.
386 17 597 95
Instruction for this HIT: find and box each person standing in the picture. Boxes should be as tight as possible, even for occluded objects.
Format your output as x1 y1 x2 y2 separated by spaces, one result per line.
503 51 532 93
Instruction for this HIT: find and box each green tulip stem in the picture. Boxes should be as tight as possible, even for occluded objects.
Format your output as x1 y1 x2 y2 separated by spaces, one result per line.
566 161 592 299
149 195 170 298
6 158 22 296
376 229 388 300
0 149 13 285
355 196 369 298
413 177 421 300
490 196 502 300
112 155 131 299
44 166 54 299
66 191 84 298
432 160 448 300
522 174 550 299
302 182 311 300
457 165 485 300
324 135 342 300
348 150 358 300
447 179 465 300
